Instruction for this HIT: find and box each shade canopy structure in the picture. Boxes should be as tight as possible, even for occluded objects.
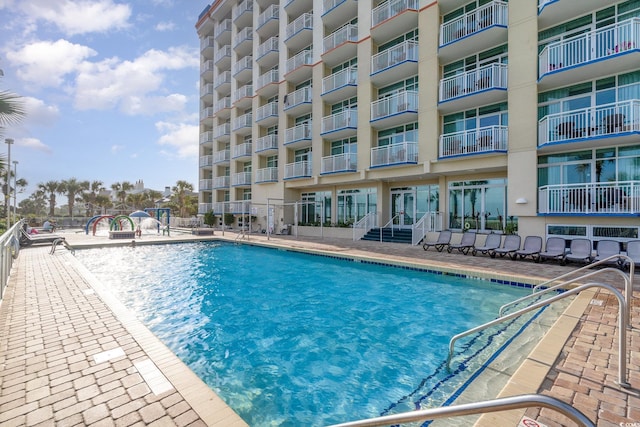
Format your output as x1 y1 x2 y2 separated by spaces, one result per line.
129 210 151 218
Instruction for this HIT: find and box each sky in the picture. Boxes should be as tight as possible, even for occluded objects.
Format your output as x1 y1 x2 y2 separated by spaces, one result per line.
0 0 212 202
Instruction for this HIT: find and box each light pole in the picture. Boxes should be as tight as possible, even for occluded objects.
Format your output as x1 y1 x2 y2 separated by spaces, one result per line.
5 138 13 228
12 160 18 222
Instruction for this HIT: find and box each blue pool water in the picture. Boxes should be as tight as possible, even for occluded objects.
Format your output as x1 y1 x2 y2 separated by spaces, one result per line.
76 242 534 426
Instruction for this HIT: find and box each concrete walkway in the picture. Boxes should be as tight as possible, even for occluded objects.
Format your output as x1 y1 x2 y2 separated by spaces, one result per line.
0 229 638 426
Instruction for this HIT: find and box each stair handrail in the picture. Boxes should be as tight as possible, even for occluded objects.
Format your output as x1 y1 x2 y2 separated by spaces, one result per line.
352 212 377 241
447 282 629 388
499 255 634 326
379 214 400 242
326 394 594 427
411 212 431 246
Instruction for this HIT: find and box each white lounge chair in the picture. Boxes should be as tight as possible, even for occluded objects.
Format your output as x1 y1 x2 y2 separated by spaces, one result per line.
624 240 640 271
489 234 521 259
539 237 567 263
561 238 593 265
593 240 622 268
472 233 502 256
515 236 543 262
422 230 452 252
447 231 476 255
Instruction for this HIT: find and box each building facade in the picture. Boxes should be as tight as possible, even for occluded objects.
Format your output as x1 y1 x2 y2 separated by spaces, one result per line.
196 0 640 243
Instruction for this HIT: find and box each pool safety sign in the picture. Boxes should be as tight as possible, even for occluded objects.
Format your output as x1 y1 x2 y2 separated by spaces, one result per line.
519 416 549 427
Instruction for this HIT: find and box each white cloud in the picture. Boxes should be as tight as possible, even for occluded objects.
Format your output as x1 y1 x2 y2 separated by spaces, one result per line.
6 39 96 88
155 21 175 32
21 97 61 127
155 121 198 158
111 144 125 154
19 137 52 154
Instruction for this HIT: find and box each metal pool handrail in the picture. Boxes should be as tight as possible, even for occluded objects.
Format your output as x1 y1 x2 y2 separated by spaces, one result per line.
325 394 594 427
447 282 630 388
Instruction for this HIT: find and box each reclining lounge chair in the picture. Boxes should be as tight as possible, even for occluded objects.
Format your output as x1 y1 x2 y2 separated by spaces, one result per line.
592 239 622 268
447 231 476 255
514 236 543 262
422 230 452 252
561 238 593 265
19 227 65 247
539 237 567 263
472 233 502 256
489 234 521 259
623 240 640 271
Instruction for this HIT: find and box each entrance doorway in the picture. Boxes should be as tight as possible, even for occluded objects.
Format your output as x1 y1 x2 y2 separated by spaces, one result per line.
391 188 416 228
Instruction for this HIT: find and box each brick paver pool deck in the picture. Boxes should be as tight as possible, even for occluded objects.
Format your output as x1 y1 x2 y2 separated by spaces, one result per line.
0 229 637 426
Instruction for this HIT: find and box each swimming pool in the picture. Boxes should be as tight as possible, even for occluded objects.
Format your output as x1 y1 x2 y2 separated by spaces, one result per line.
76 241 540 426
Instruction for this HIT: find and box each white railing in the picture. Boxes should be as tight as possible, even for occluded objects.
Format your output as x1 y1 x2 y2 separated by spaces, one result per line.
539 18 640 77
284 160 312 179
371 90 418 120
214 19 231 38
284 123 312 144
214 71 231 88
323 0 346 15
214 150 230 163
323 23 358 53
371 40 418 74
411 212 443 245
199 131 213 144
256 134 278 152
322 66 357 94
286 12 313 40
257 36 279 60
538 99 640 146
352 212 377 241
233 84 253 102
198 203 213 214
200 83 214 97
234 27 253 49
232 112 252 131
214 123 230 138
322 109 357 133
232 55 252 76
440 62 508 101
371 141 418 167
256 167 278 182
201 36 215 51
199 155 213 167
200 107 213 120
214 45 231 63
440 125 508 157
213 176 229 188
257 69 279 90
212 202 225 213
199 179 213 190
440 1 508 46
233 142 252 158
257 4 279 29
256 102 278 121
232 172 252 186
201 60 214 75
538 181 640 215
214 96 231 113
286 49 313 74
371 0 419 27
232 0 252 21
284 86 312 110
230 200 252 214
537 0 554 12
321 152 357 174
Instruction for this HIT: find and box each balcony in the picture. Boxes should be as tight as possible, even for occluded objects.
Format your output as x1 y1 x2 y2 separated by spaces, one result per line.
285 13 313 52
200 155 214 168
233 84 253 108
370 91 418 128
322 0 358 32
438 63 508 113
232 55 253 82
256 134 279 153
538 18 640 90
538 181 640 216
321 109 357 138
284 0 312 20
284 160 312 180
322 24 358 67
214 123 231 140
201 60 214 82
214 19 232 44
321 152 357 175
232 172 252 187
256 167 279 183
200 131 213 145
371 0 419 43
256 36 279 68
200 179 213 190
229 200 252 214
214 44 232 67
214 96 231 119
198 203 213 214
538 0 608 29
214 149 231 164
538 100 640 152
200 107 213 122
232 142 253 159
438 1 508 62
200 83 214 97
214 71 231 94
283 86 312 116
201 36 215 59
233 27 253 56
285 50 313 84
256 102 279 126
257 4 279 36
439 125 508 158
212 202 225 214
232 0 253 27
213 176 230 189
321 66 357 103
370 40 418 87
232 112 253 135
256 70 279 97
284 123 312 148
370 141 418 168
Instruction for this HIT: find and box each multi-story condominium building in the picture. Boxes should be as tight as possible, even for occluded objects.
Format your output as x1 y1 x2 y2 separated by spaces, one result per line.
196 0 640 244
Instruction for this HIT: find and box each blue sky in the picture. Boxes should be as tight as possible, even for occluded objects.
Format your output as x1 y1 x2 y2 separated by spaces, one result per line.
0 0 211 201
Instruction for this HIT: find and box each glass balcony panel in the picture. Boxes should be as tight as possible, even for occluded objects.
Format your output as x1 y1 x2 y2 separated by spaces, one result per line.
370 141 418 168
321 152 357 174
371 0 419 28
439 125 508 157
538 181 640 215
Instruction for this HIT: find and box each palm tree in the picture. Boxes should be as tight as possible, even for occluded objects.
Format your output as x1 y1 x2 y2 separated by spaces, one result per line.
0 90 25 137
94 194 112 215
170 180 195 218
59 178 89 217
111 181 133 212
82 180 105 216
38 181 60 217
126 192 147 210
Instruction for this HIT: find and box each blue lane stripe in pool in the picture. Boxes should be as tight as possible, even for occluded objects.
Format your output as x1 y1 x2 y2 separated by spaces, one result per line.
76 241 545 426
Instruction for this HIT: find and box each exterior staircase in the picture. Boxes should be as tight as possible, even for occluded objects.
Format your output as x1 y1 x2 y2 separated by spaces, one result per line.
360 227 414 244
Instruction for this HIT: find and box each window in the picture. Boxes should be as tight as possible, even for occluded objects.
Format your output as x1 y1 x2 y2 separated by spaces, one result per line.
377 123 418 147
448 179 508 232
337 188 377 225
301 191 332 225
330 137 357 156
443 102 507 134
